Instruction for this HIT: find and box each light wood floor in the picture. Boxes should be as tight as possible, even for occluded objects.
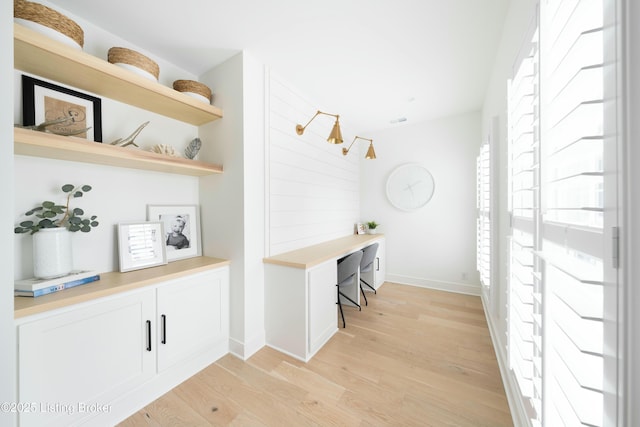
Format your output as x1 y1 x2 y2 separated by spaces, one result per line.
119 282 513 426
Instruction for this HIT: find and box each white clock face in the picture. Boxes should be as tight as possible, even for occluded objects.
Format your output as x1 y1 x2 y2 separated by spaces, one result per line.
386 164 435 211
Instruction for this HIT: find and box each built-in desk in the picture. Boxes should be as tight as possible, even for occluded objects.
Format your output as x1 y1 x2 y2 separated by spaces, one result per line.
263 234 385 362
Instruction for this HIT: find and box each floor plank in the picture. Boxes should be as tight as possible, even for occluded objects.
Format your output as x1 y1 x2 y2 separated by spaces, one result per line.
119 282 513 426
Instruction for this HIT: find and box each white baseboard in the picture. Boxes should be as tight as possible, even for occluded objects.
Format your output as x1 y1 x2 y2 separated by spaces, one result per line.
385 273 481 296
480 293 531 427
228 331 266 361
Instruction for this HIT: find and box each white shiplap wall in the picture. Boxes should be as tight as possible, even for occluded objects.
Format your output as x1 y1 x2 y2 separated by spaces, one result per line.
267 72 360 255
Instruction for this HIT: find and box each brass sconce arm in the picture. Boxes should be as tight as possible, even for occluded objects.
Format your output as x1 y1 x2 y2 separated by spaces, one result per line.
342 136 377 159
295 110 343 144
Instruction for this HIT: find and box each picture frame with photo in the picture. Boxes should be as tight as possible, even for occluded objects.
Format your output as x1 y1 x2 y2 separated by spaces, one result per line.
356 223 366 235
147 205 202 262
117 221 167 272
22 75 103 142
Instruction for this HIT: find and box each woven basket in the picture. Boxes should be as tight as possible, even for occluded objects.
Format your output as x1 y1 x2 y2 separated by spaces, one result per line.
14 0 84 47
108 47 160 80
173 80 212 102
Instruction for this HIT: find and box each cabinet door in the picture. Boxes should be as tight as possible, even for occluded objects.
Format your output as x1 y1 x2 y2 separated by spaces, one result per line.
374 238 386 288
156 268 228 372
18 289 155 427
308 261 338 356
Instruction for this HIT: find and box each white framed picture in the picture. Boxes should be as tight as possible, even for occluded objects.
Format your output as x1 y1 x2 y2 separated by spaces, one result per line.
117 221 167 272
147 205 202 262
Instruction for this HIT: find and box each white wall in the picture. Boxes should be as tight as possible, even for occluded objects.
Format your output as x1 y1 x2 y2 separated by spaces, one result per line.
266 72 360 255
1 1 16 425
199 51 267 359
361 111 481 295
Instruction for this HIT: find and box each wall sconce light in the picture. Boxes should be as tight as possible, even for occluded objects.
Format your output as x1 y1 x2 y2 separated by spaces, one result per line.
342 136 377 159
295 110 343 144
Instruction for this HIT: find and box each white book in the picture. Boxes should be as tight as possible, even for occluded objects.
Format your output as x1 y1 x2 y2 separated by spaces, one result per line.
14 270 99 292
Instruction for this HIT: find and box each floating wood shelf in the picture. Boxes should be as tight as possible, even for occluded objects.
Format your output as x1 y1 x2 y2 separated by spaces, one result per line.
14 23 223 126
15 127 223 176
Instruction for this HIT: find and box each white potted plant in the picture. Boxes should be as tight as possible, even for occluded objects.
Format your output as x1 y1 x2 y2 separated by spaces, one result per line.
15 184 99 278
366 221 380 235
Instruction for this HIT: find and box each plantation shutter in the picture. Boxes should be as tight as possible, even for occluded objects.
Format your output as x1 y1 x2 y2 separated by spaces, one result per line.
507 23 539 413
539 0 610 425
477 140 491 288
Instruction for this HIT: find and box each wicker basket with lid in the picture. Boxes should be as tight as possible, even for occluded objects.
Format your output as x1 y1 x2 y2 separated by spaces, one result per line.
14 0 84 48
173 80 212 103
108 47 160 81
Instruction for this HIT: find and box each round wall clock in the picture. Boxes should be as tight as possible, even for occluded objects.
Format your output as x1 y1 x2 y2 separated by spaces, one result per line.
385 163 435 211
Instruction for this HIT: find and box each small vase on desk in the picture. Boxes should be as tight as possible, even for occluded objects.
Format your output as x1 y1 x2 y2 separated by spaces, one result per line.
32 228 73 279
368 229 377 235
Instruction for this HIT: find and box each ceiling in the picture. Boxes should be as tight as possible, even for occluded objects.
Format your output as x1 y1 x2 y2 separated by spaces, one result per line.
47 0 510 134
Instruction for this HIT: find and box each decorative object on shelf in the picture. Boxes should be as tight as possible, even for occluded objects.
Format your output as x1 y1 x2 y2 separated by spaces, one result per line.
14 184 99 279
173 80 212 104
366 221 380 234
117 221 168 272
149 144 179 157
386 163 436 211
14 184 99 234
355 223 366 235
147 205 202 262
184 137 202 159
295 110 343 144
110 121 149 147
108 46 160 81
22 75 102 142
14 0 84 49
16 116 91 137
342 136 377 159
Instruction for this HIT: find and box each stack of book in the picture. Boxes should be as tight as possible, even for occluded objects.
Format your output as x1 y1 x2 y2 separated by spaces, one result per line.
14 270 100 297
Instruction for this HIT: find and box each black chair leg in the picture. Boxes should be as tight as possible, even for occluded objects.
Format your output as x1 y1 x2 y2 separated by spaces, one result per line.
360 285 368 306
360 278 376 294
338 290 361 311
337 285 346 327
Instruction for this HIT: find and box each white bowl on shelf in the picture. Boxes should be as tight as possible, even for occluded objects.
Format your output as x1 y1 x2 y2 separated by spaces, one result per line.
15 18 82 50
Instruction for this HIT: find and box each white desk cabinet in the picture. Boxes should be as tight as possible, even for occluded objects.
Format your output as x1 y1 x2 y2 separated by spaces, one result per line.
265 260 338 362
16 262 229 427
264 235 385 362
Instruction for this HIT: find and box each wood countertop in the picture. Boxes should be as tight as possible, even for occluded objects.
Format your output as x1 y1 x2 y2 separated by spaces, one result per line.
14 256 230 319
263 234 384 269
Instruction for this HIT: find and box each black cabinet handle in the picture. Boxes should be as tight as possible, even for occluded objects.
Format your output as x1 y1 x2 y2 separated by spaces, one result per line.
161 314 167 344
376 257 380 271
146 320 152 352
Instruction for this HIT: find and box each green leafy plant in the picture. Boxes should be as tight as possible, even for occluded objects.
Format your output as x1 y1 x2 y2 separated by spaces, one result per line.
367 221 380 230
14 184 99 234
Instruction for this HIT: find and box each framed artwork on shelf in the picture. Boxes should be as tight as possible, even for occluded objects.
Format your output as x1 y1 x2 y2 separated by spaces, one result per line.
22 74 103 142
356 223 366 235
147 204 202 262
117 221 167 272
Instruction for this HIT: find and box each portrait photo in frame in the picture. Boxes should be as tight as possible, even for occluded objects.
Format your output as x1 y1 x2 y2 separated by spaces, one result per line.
22 75 103 142
147 205 202 262
117 221 167 272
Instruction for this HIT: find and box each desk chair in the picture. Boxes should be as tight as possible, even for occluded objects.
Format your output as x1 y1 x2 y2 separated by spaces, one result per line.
336 250 363 328
359 243 379 306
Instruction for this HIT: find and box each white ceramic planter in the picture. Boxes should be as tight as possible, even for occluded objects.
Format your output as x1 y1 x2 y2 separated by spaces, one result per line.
32 228 73 279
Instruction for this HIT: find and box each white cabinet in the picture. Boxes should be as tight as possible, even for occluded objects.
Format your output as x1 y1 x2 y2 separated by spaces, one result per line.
16 266 229 426
156 268 228 372
265 260 338 362
17 289 156 427
307 261 338 356
374 237 386 288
